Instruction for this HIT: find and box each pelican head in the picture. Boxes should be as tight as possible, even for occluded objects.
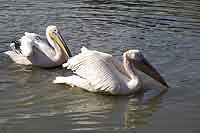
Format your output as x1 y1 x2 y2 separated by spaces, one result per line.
125 49 169 88
46 25 72 58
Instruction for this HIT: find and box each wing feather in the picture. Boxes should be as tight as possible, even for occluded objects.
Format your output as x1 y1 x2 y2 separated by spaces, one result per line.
65 47 128 94
24 32 55 57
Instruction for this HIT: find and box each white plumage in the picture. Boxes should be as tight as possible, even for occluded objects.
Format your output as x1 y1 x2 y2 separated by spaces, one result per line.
54 47 169 95
4 25 71 68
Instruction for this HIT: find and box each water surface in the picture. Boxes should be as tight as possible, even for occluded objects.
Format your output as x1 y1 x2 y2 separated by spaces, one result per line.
0 0 200 132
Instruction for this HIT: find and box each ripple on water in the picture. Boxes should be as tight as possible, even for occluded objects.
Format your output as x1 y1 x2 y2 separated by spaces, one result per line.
0 0 200 132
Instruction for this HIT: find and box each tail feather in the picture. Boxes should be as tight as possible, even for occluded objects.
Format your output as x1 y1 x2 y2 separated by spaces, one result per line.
53 75 93 91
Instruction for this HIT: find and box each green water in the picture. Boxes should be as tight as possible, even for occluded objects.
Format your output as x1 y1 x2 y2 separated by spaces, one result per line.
0 0 200 132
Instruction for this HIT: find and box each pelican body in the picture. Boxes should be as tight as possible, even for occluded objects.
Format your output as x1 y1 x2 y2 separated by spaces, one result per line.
53 47 168 95
4 25 72 68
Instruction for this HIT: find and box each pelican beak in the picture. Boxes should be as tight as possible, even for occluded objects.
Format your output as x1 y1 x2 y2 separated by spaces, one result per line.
134 56 169 88
50 32 72 57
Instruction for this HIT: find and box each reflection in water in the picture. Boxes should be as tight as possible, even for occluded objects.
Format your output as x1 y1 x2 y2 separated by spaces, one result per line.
62 93 162 130
0 59 164 130
124 95 162 128
0 73 164 131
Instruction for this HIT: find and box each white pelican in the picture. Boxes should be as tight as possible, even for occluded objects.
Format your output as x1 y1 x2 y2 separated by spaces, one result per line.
4 25 72 68
53 47 169 95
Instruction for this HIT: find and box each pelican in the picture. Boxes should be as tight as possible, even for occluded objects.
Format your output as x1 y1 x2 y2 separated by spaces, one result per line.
53 47 169 95
4 25 72 68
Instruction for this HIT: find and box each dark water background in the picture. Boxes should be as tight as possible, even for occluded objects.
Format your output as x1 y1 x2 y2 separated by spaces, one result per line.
0 0 200 132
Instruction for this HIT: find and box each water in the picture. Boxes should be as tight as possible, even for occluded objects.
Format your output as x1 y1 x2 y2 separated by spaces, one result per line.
0 0 200 132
